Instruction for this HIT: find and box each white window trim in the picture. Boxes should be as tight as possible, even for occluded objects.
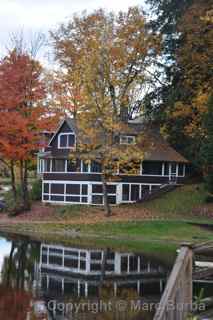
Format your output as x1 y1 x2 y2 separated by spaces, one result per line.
43 181 89 204
58 132 76 149
121 183 161 203
42 181 118 205
120 135 136 145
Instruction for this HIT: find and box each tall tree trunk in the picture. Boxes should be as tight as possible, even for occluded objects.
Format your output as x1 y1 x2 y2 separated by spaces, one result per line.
9 160 17 202
23 160 30 210
101 174 111 217
20 160 30 211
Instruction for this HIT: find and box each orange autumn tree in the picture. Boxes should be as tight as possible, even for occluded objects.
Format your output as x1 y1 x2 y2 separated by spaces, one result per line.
51 8 161 215
0 50 53 212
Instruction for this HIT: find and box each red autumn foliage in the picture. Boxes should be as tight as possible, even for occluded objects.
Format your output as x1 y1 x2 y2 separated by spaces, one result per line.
0 50 56 161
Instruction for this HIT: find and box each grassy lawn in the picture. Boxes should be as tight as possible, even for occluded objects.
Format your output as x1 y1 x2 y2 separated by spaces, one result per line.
48 183 209 221
74 220 213 242
3 220 213 245
143 183 207 216
1 219 212 265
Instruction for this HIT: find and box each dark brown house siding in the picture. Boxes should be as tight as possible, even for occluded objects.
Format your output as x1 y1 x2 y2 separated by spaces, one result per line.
43 173 185 184
47 122 75 157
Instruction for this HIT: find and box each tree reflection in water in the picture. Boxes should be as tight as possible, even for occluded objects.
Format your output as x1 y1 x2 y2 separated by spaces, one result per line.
0 235 41 320
0 234 168 320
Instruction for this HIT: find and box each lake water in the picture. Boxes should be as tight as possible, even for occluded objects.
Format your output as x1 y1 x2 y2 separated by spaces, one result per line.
0 232 212 319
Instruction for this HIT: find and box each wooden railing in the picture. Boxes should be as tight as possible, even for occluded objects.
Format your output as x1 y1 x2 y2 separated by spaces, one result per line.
153 244 193 320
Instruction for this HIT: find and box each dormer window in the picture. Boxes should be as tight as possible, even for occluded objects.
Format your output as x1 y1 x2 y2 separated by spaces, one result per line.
58 133 75 149
120 135 136 145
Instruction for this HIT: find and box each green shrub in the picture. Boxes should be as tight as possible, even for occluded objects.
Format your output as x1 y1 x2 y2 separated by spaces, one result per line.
205 194 213 203
4 185 23 216
30 179 42 201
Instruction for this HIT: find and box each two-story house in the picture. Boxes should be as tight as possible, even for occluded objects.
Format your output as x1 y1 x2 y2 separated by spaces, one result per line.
37 118 189 206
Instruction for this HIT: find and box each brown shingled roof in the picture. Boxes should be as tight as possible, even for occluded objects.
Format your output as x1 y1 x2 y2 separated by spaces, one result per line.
143 130 189 163
44 118 189 163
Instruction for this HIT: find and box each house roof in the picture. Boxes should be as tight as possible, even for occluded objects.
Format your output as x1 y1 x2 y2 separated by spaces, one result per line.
120 121 189 163
143 131 188 163
46 118 189 164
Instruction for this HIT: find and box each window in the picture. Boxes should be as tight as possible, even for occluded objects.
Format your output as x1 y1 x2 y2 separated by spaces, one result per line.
66 196 80 202
122 184 140 202
131 185 140 201
82 161 89 172
82 185 88 195
50 195 64 201
122 184 130 201
164 162 170 176
178 164 185 176
107 185 116 194
44 159 51 172
91 161 102 173
91 184 117 205
58 133 75 149
66 184 80 195
65 183 88 203
51 184 64 194
141 185 150 197
120 135 136 145
43 183 49 194
92 184 102 193
52 159 65 172
43 182 88 203
142 161 163 175
92 195 103 204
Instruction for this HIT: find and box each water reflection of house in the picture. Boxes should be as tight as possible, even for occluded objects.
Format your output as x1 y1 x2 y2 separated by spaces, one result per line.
37 244 168 298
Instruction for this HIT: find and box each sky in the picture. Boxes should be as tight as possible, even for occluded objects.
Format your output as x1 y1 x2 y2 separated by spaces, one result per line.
0 0 147 63
0 238 11 276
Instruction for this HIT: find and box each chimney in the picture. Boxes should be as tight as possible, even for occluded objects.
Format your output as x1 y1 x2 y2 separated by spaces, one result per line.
120 106 129 123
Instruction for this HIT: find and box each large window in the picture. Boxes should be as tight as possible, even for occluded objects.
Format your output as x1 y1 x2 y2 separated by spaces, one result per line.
91 184 117 205
122 184 140 202
142 161 163 176
122 184 159 202
65 184 88 203
43 182 88 203
58 133 75 149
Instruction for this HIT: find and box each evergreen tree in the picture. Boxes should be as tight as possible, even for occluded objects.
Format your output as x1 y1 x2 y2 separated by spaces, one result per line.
200 95 213 194
145 0 213 170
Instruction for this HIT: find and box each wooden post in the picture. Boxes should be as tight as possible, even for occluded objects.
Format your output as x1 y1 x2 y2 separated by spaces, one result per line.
153 244 193 320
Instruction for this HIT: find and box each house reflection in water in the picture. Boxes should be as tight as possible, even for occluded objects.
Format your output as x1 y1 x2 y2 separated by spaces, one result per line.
36 244 169 299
